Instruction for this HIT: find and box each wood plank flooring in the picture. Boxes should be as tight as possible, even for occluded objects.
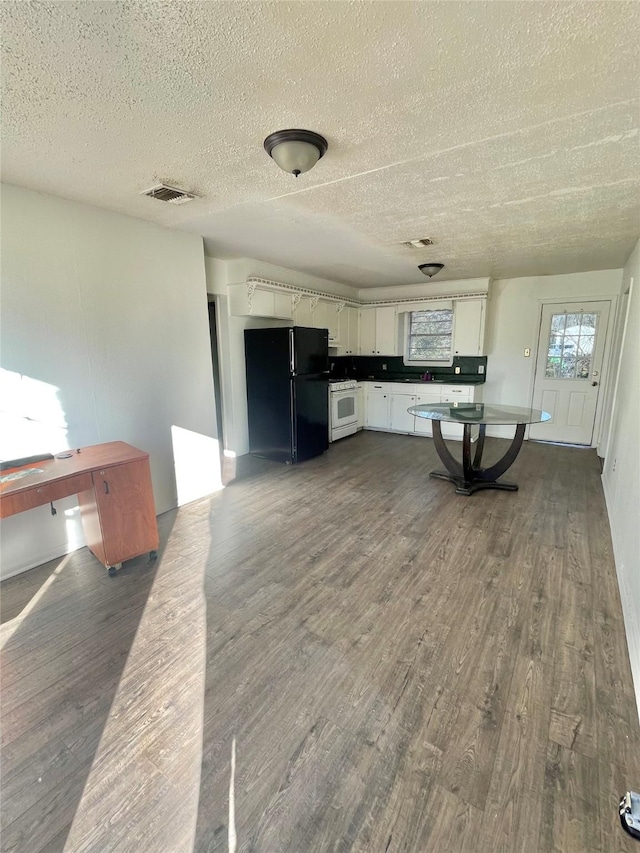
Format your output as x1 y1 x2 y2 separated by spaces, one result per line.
1 430 639 852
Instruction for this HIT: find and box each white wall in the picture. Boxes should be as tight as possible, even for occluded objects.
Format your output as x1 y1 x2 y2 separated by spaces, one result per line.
1 184 219 578
601 238 640 715
482 269 623 440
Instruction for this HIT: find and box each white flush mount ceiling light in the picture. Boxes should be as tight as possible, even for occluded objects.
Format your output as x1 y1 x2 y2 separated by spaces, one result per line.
263 129 328 177
418 263 445 278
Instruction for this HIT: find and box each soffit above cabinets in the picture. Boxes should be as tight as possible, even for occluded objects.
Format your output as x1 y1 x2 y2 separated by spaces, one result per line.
2 2 639 286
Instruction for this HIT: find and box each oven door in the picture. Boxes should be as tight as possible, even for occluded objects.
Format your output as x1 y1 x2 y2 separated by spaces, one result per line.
331 390 357 428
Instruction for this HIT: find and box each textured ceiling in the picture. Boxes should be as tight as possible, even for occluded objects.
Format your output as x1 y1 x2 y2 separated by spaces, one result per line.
2 1 639 286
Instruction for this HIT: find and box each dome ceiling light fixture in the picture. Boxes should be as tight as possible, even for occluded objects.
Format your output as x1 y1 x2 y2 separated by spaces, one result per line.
263 129 328 177
418 263 445 278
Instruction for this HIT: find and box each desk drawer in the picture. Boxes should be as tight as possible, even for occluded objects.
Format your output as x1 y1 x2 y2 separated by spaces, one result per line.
0 472 93 518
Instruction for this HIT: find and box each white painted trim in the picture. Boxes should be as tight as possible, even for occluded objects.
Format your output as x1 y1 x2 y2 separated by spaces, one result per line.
245 276 488 308
602 474 640 722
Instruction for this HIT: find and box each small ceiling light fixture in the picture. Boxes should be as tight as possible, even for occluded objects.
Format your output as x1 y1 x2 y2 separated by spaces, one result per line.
418 263 445 278
263 129 328 177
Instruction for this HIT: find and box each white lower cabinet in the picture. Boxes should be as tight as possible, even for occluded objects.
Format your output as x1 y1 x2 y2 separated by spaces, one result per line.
414 393 442 436
364 391 390 429
363 382 481 440
389 392 416 433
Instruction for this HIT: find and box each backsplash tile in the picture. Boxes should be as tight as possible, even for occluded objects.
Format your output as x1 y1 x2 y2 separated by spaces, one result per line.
329 355 487 383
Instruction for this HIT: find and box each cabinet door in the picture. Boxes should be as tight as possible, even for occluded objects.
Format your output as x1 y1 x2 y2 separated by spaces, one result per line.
375 306 398 355
251 288 275 318
346 307 359 355
453 299 485 356
359 308 376 355
365 392 390 429
273 291 293 320
390 393 416 433
294 296 313 327
338 306 358 355
311 300 328 331
414 393 441 436
92 460 158 566
337 306 350 354
326 303 340 343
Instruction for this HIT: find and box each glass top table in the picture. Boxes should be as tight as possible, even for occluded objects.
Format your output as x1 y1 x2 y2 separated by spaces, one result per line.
407 403 551 496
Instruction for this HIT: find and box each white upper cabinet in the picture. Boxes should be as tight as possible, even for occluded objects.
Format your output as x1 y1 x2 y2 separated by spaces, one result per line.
337 305 358 355
359 306 398 355
229 284 293 319
453 298 486 356
359 307 376 354
375 306 398 355
310 299 339 342
293 295 313 327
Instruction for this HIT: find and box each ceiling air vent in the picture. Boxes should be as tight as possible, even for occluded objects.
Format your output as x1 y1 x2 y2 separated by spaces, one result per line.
401 238 435 249
141 184 196 205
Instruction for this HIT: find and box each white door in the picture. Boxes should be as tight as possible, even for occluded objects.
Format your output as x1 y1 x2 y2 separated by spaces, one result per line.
530 301 610 444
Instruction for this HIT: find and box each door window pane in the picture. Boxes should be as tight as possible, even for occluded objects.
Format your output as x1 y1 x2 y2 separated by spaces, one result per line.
545 311 598 379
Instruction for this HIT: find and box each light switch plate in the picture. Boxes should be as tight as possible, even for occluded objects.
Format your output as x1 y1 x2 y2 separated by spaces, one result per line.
524 348 531 357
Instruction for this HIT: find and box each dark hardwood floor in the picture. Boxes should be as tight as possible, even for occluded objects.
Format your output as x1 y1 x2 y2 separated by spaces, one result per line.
1 430 639 852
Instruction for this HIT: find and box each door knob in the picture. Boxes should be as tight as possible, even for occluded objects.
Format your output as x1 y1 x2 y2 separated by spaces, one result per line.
592 381 598 386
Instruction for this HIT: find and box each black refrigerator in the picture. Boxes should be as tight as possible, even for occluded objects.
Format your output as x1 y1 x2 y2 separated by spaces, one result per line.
244 326 329 464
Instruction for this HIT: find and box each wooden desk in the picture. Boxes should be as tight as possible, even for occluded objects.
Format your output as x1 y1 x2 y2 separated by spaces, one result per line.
1 442 159 575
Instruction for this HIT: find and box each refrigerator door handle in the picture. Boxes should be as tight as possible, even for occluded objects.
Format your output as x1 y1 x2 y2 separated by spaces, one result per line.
289 329 295 375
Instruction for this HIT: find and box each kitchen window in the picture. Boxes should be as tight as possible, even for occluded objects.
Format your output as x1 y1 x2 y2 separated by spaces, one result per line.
405 308 454 364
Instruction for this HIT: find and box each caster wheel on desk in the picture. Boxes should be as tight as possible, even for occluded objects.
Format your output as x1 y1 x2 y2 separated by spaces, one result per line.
107 563 122 577
149 550 158 561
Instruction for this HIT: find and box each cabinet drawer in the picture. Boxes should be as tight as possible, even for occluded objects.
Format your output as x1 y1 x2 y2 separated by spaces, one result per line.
442 395 472 404
1 472 93 517
440 385 471 396
366 382 395 394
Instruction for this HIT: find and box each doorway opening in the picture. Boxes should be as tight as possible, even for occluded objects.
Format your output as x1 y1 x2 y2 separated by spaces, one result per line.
207 299 224 460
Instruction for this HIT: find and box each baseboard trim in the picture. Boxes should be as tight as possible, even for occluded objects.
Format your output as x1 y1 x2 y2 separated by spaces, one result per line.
602 473 640 723
0 542 84 582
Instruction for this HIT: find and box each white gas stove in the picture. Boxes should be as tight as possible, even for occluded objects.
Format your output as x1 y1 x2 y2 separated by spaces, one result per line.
328 379 358 441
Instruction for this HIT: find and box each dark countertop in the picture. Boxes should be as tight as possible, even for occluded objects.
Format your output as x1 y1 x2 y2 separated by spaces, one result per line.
357 376 486 385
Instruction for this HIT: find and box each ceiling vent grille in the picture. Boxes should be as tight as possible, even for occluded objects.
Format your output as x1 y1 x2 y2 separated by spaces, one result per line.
401 238 435 249
141 184 196 204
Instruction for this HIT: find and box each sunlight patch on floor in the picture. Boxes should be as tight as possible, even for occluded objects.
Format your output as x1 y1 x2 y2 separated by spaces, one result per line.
63 526 208 852
0 555 71 647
